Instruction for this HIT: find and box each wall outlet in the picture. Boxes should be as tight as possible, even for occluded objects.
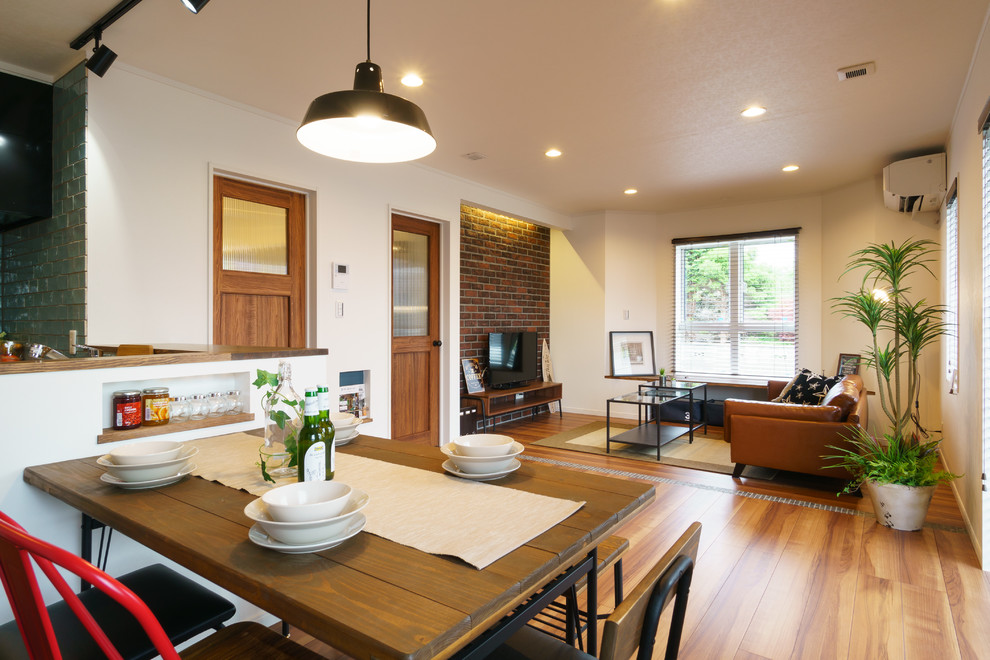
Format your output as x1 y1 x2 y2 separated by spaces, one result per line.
335 300 344 318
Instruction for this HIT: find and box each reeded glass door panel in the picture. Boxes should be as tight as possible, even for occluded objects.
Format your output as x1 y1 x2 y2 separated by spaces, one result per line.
221 196 288 274
392 229 429 337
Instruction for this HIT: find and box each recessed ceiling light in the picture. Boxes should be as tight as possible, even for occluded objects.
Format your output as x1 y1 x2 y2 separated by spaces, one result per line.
401 73 423 87
624 188 638 195
741 106 767 118
782 164 799 172
545 148 562 158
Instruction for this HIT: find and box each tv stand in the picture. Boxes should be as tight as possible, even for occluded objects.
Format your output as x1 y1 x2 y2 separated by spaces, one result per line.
462 381 562 432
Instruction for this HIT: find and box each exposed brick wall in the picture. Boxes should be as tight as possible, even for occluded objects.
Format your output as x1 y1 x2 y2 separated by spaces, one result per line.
460 205 551 428
0 63 87 353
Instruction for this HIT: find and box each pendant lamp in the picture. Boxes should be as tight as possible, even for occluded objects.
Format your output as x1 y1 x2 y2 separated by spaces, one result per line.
296 0 436 163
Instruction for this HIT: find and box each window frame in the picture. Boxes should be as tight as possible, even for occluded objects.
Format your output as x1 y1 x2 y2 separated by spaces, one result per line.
673 228 799 382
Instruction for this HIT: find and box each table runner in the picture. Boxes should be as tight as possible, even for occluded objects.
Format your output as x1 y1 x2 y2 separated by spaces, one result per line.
187 433 584 568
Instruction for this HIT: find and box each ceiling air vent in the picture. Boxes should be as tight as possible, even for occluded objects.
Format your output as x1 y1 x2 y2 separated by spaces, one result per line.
462 152 487 161
837 61 876 81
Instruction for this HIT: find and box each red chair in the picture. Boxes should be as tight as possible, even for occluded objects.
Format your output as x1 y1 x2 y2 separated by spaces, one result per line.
0 512 324 660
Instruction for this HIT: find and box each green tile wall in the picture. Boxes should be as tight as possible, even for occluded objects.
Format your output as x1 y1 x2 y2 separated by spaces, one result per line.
1 63 87 353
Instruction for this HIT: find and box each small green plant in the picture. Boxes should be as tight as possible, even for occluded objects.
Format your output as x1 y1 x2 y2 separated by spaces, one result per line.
253 368 303 484
824 427 959 494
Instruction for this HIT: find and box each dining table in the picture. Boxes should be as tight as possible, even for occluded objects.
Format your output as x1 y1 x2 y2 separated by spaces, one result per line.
22 433 655 660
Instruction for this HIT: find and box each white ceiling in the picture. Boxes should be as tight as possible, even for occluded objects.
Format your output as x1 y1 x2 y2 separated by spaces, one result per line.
1 0 988 216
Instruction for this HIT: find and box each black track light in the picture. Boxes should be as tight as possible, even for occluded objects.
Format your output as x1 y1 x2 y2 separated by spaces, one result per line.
86 34 117 77
181 0 211 13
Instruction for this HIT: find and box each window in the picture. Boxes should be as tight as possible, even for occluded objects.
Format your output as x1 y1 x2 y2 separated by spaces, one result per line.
673 229 798 380
945 182 959 393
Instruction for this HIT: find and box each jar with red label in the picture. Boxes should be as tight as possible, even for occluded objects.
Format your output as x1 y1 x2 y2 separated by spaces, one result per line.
112 390 142 430
142 387 170 426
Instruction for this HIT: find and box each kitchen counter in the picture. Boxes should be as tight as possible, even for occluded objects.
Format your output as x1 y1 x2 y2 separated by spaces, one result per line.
0 344 327 375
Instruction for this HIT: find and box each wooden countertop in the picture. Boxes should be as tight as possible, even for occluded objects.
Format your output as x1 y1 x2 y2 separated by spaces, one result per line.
0 345 327 375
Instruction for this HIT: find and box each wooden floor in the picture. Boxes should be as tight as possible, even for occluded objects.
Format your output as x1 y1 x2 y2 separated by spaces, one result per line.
287 412 990 659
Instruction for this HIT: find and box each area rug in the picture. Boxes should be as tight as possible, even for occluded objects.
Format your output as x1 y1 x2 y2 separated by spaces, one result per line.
532 421 743 475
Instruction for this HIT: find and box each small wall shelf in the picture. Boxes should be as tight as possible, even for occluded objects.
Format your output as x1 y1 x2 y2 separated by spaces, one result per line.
98 412 256 444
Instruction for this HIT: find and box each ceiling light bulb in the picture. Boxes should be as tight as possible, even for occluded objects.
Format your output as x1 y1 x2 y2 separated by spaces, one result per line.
545 148 562 158
741 106 767 118
401 74 423 87
624 188 638 195
782 164 799 172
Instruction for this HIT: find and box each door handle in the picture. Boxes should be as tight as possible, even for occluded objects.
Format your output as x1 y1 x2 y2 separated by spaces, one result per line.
433 340 443 347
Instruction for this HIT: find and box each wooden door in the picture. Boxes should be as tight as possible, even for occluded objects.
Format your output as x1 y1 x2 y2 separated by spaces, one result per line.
391 214 441 444
213 176 306 347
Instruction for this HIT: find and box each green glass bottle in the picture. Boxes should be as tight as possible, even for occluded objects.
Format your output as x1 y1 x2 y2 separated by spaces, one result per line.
297 388 326 482
317 384 336 479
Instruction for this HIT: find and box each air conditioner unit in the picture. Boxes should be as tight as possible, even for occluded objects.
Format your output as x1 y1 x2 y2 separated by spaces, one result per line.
882 153 946 213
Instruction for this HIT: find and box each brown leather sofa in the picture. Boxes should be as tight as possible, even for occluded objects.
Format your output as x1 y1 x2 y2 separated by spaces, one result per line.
723 374 868 479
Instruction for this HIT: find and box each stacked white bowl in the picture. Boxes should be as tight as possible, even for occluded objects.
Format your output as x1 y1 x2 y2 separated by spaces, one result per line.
441 434 524 474
244 481 369 545
330 412 362 443
97 440 198 483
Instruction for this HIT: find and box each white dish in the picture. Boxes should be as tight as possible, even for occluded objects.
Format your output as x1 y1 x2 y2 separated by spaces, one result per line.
109 440 183 465
440 441 524 473
334 431 358 447
442 459 521 481
100 464 196 489
244 489 369 545
453 433 515 457
262 480 353 522
97 446 198 482
248 513 366 554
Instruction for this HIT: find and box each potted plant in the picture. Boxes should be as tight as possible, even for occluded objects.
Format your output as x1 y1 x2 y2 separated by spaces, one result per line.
826 238 958 530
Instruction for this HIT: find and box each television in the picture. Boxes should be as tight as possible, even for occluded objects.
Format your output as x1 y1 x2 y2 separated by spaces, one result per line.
487 331 539 389
0 71 53 230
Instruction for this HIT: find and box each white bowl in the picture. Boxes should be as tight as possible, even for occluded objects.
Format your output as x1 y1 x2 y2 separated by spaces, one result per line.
98 446 198 482
453 434 515 457
330 412 361 432
109 440 183 465
440 441 524 474
261 480 353 523
244 489 369 545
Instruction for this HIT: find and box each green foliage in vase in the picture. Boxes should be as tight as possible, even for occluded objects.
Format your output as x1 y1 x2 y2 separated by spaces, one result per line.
826 238 959 490
253 368 303 483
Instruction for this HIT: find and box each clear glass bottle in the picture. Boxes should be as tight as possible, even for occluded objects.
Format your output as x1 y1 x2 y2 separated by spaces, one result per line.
225 389 243 415
207 391 225 417
189 393 208 420
262 361 303 478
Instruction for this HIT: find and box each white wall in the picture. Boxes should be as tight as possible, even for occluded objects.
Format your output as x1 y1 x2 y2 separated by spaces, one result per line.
85 65 571 442
942 7 990 562
552 196 826 419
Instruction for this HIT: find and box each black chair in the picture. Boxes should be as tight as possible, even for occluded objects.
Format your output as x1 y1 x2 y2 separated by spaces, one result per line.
490 522 701 660
0 511 238 660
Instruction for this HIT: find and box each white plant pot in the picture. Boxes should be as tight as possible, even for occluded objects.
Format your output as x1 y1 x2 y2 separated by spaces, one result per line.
866 481 935 531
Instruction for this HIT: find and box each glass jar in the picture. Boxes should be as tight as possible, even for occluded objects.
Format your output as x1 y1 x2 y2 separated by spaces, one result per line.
170 395 189 423
225 389 243 415
111 390 142 430
189 393 208 420
142 387 170 426
207 392 226 417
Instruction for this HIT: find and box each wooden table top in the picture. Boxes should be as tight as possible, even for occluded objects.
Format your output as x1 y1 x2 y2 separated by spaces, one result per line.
23 435 655 660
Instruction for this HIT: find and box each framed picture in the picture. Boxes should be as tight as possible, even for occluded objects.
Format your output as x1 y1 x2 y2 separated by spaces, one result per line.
836 353 861 376
461 358 485 394
609 331 657 377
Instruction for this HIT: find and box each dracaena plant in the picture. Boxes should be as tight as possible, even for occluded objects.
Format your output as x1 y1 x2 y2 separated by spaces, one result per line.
827 238 959 489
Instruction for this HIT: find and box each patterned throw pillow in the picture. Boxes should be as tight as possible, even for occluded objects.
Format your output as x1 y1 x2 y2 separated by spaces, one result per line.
774 368 842 405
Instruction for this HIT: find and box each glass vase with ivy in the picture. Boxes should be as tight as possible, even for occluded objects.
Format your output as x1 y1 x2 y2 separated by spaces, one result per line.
255 361 303 483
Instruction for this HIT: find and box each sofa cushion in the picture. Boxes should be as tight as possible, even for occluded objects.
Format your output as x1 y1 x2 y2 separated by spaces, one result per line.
773 368 842 405
820 377 859 421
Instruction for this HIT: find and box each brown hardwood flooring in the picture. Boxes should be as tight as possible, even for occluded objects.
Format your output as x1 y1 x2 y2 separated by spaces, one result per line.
281 411 989 659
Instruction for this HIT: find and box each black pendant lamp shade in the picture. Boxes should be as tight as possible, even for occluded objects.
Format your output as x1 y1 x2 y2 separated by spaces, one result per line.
296 1 435 163
181 0 211 13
